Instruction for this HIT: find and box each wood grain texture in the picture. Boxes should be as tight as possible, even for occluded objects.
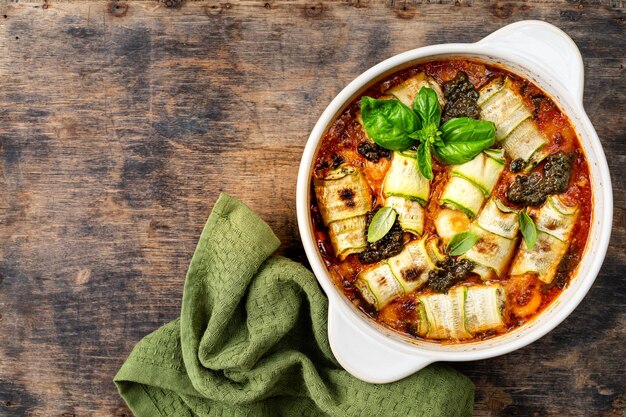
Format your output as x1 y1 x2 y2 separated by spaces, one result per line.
0 1 624 416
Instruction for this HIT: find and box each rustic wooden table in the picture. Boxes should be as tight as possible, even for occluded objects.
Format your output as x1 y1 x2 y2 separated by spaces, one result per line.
0 1 624 416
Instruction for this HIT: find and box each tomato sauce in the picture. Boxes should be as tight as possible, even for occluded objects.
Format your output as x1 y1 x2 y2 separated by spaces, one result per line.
310 59 592 343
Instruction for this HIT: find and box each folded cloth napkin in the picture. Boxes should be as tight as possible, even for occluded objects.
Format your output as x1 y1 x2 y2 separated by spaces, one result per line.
114 193 474 417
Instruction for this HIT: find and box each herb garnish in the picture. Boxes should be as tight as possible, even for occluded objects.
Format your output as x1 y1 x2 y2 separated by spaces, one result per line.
446 231 480 256
519 211 538 249
361 87 496 179
367 206 397 243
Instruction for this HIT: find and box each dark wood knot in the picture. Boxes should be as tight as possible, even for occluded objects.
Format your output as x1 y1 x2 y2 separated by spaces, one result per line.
304 2 324 18
206 2 231 16
107 2 129 17
489 2 514 19
161 0 184 8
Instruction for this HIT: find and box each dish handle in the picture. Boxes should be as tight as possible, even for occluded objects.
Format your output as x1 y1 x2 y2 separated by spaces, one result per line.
327 302 433 384
476 20 585 104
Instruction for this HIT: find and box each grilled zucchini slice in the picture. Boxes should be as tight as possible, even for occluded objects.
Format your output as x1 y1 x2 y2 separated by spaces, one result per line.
386 72 445 108
476 77 504 107
314 166 372 225
530 195 579 241
426 236 446 263
479 77 547 164
387 237 436 293
355 263 404 310
327 216 368 260
440 176 485 218
450 151 505 197
479 78 529 141
385 196 425 236
464 284 506 334
463 224 518 278
419 286 472 340
383 151 430 205
502 119 548 165
477 199 520 240
510 230 569 284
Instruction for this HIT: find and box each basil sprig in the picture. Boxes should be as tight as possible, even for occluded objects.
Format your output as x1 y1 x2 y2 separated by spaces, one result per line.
360 86 496 179
519 211 538 249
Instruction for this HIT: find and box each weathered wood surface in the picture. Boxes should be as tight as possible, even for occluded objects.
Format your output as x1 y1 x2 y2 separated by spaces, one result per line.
0 0 624 416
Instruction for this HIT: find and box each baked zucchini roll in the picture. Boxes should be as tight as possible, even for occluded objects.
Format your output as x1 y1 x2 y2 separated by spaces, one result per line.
510 196 579 283
418 284 506 339
386 72 445 109
355 236 439 310
387 237 437 293
463 199 520 280
314 166 372 224
355 263 404 311
478 77 547 166
419 287 472 340
383 151 431 206
464 284 506 334
314 166 372 259
440 150 505 219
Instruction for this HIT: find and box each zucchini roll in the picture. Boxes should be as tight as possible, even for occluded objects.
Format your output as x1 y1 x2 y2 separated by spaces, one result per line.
530 195 579 241
355 236 439 310
384 196 425 236
418 284 506 340
510 196 579 283
381 151 431 235
439 150 505 219
314 166 372 224
355 263 404 311
478 77 547 165
450 149 506 197
383 151 431 206
463 199 520 280
386 72 445 109
314 166 372 259
327 216 368 260
503 119 548 166
440 176 485 219
464 285 506 334
387 237 437 293
419 286 471 340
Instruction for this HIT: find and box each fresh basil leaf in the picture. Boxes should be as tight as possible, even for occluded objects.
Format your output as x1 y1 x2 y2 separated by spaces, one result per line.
413 87 441 128
519 211 537 249
417 142 434 180
360 97 419 151
407 129 423 141
367 206 397 243
446 231 479 256
433 117 496 165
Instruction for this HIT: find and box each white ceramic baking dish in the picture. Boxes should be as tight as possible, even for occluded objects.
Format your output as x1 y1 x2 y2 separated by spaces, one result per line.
296 20 613 383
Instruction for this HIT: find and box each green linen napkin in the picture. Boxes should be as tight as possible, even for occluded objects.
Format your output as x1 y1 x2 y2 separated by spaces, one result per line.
114 193 474 417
